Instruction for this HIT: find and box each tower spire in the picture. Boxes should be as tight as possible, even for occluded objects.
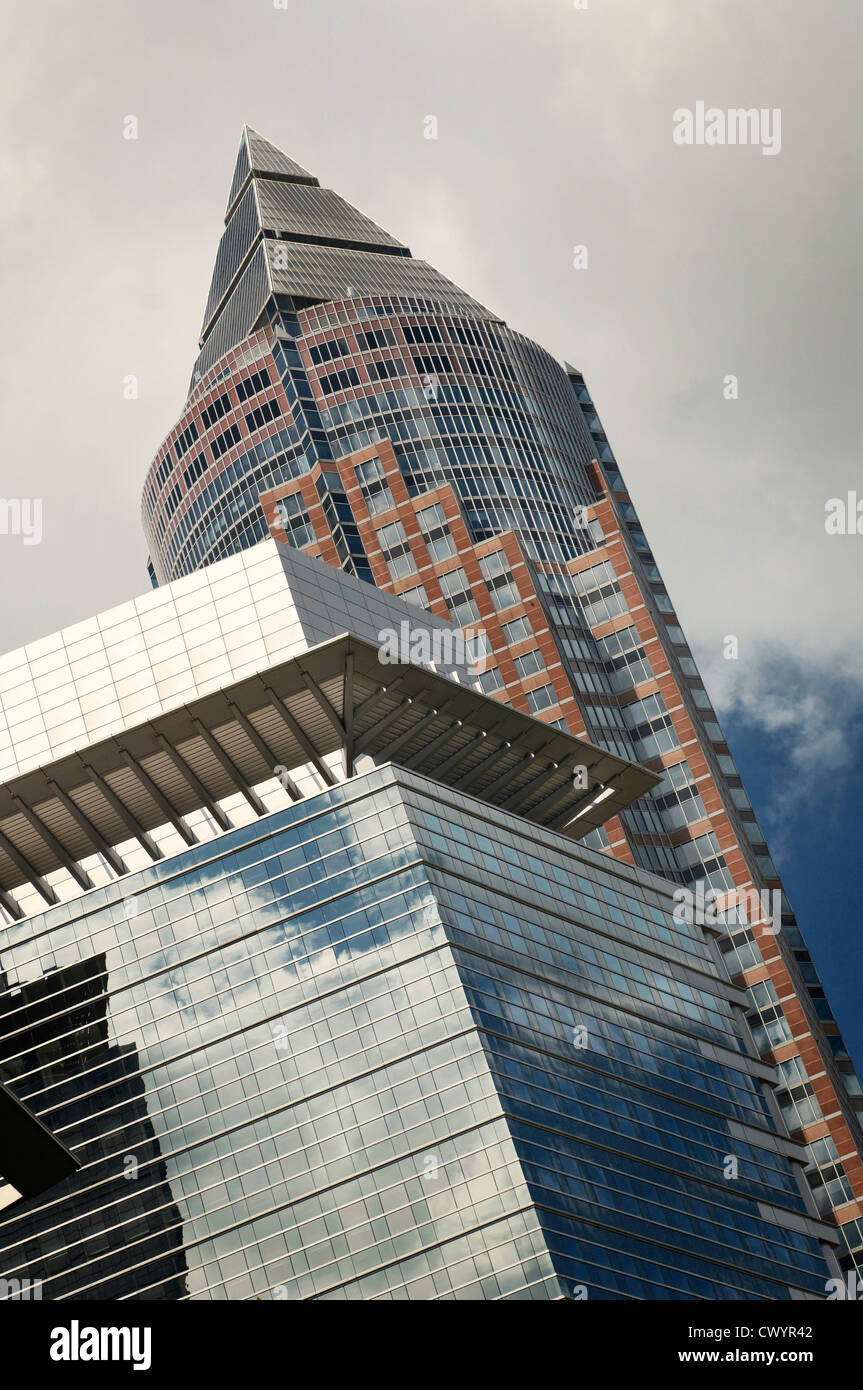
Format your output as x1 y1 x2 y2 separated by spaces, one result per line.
193 125 487 386
225 125 319 221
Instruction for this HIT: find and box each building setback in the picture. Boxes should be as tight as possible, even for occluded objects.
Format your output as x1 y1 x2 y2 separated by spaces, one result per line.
0 546 841 1297
137 127 863 1273
0 127 856 1300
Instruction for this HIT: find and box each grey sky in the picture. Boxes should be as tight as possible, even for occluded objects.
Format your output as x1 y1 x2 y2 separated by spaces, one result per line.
0 0 860 803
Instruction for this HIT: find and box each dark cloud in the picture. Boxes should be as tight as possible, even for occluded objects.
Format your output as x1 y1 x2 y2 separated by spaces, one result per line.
1 0 860 775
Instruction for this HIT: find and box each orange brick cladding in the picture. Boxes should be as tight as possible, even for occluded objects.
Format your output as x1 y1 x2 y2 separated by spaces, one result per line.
260 443 863 1238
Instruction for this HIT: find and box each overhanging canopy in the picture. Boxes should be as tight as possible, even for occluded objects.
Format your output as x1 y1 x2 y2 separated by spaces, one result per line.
0 634 660 918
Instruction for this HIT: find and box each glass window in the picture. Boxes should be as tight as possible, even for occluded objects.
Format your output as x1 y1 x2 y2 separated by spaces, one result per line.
479 552 520 612
376 520 417 581
398 583 429 608
437 568 480 625
275 493 316 549
503 616 533 646
477 668 504 694
356 457 394 516
514 650 544 680
416 503 456 562
526 683 557 714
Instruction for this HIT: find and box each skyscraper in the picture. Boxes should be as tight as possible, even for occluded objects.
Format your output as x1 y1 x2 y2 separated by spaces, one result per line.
0 545 843 1298
0 127 854 1302
141 127 863 1273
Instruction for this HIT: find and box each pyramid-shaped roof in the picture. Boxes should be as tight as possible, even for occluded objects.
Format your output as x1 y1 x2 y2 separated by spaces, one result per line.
225 125 319 218
193 127 495 384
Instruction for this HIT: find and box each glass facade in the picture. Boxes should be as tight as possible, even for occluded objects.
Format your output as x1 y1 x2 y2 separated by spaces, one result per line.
0 768 836 1299
138 126 863 1264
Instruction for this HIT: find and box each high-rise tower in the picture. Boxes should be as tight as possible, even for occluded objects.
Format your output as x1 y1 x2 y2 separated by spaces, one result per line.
0 545 843 1298
140 127 863 1273
0 127 849 1301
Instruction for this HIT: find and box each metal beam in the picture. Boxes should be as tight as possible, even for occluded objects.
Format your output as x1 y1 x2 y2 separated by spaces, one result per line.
548 773 625 832
487 735 561 804
481 751 536 802
526 777 580 825
501 760 561 813
226 701 302 801
0 824 58 905
547 799 597 833
297 668 346 739
429 728 491 783
46 779 129 877
407 718 464 772
353 674 408 723
382 704 444 761
190 718 266 817
261 680 336 788
354 696 414 757
0 887 24 921
453 740 513 794
9 794 93 892
152 733 232 833
116 750 198 847
343 649 355 778
377 697 462 767
79 758 163 861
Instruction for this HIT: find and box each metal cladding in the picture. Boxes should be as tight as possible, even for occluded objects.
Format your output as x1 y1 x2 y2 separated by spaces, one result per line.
0 128 855 1300
138 131 863 1274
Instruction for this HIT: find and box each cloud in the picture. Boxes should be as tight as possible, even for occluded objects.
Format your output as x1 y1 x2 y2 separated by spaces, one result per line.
696 635 863 861
0 0 860 795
